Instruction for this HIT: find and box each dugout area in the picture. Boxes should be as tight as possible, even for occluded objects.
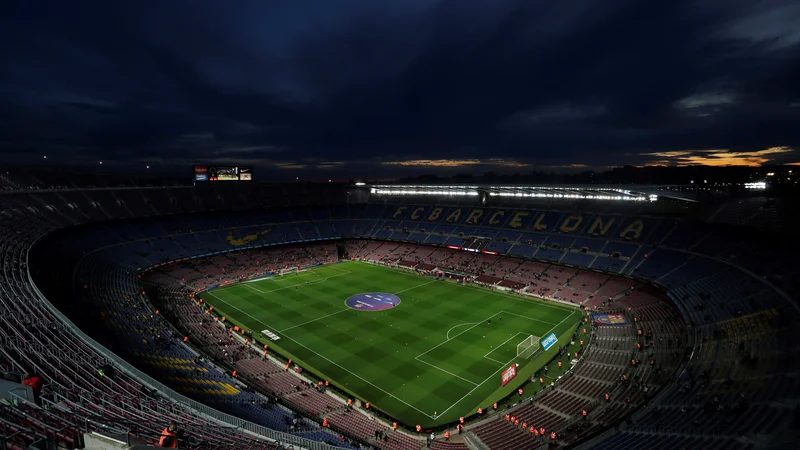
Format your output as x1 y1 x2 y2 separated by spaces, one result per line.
199 261 582 429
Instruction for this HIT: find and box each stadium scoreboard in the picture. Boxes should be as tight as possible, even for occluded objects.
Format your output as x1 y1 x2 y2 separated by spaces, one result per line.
193 165 252 182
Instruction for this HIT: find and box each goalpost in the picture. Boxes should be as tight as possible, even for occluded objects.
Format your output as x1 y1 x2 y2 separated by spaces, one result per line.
279 267 299 277
516 335 540 359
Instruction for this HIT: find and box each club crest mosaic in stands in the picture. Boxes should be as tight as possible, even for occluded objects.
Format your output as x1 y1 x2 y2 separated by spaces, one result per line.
388 205 653 240
345 292 400 311
593 313 630 325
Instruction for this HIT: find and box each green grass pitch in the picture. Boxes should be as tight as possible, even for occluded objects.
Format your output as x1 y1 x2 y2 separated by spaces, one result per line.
202 261 581 427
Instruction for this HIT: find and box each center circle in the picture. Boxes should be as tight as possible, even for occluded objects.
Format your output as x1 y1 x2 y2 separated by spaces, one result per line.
345 293 401 311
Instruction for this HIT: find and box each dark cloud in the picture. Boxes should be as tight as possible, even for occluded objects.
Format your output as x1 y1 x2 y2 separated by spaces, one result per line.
1 0 799 178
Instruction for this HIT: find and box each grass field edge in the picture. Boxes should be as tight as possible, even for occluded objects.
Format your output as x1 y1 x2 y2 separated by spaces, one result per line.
201 260 586 429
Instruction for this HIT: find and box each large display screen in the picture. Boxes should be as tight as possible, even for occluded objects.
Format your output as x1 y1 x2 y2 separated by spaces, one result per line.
239 167 252 181
193 166 252 182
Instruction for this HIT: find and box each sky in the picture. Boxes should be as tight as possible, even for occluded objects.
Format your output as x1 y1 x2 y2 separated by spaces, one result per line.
1 0 799 180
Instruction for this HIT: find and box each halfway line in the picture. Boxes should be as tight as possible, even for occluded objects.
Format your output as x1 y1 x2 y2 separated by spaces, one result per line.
394 279 435 295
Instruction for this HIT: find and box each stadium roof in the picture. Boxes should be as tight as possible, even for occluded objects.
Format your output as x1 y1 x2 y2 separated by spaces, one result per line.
365 183 701 203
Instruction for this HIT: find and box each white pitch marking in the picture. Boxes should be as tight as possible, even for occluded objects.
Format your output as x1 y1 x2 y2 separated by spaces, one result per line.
416 312 501 359
352 260 575 314
436 309 581 419
414 357 480 386
499 310 559 326
244 283 267 294
483 332 525 360
394 279 436 295
483 355 507 364
278 309 351 333
446 322 478 340
204 289 437 418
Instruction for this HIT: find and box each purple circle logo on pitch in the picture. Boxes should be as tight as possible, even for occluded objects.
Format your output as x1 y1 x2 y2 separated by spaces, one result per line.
345 293 400 311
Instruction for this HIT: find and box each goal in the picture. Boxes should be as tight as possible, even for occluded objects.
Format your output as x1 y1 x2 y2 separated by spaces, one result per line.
279 267 299 276
516 335 540 359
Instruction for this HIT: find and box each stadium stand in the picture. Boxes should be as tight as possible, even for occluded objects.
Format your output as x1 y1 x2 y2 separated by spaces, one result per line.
0 180 796 449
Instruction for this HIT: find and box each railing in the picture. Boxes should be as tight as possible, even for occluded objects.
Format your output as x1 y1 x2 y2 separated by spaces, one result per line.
24 232 337 450
43 391 272 449
0 185 195 195
8 387 35 404
0 419 46 450
625 424 728 437
3 395 72 450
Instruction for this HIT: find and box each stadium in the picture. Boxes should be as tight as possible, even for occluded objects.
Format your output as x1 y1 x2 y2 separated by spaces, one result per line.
0 170 797 450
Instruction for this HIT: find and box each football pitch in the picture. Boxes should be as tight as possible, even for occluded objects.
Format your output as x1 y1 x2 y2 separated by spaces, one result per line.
203 261 581 427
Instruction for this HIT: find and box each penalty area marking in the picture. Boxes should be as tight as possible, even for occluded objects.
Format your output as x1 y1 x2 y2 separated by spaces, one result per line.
414 358 480 386
246 269 315 284
446 322 478 340
326 264 354 275
483 355 507 365
483 332 526 364
416 311 502 360
241 271 349 295
435 308 581 419
499 310 558 326
243 283 267 294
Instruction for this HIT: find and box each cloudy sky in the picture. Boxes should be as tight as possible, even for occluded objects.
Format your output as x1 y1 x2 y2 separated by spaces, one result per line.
1 0 799 179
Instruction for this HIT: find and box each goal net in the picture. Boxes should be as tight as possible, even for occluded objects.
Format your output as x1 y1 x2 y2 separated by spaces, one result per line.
516 335 540 359
279 267 299 276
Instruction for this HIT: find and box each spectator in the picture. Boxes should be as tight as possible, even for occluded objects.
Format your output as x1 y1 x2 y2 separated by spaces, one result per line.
159 421 178 448
21 371 43 404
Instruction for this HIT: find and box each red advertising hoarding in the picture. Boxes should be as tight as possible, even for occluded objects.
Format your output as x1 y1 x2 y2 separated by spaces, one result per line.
501 364 517 386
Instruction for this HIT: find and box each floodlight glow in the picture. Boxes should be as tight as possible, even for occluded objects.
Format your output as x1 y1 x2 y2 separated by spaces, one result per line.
370 184 654 201
372 188 479 196
488 191 647 201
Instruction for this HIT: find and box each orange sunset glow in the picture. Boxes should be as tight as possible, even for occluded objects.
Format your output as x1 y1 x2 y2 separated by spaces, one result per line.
643 147 794 167
382 159 529 168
